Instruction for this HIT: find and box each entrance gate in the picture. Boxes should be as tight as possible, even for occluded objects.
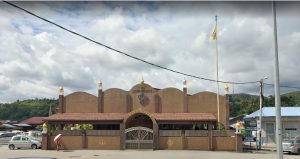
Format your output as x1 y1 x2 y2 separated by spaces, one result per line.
125 127 153 149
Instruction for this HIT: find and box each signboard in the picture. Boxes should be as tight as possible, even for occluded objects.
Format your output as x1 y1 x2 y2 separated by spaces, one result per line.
243 137 256 142
244 118 257 131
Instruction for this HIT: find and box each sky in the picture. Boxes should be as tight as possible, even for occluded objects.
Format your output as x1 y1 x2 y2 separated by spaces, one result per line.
0 1 300 103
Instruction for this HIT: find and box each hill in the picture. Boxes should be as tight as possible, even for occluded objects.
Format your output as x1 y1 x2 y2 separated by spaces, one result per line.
0 99 58 121
282 91 300 106
229 91 300 117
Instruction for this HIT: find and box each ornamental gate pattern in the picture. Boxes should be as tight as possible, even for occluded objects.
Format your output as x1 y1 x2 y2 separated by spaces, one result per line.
125 127 153 149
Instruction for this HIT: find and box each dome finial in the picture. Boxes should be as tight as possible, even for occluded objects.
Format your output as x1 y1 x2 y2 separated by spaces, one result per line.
183 79 187 88
140 77 144 84
224 84 229 94
98 80 102 90
59 86 64 95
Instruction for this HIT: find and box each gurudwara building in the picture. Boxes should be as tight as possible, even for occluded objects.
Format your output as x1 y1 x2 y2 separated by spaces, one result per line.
42 80 242 151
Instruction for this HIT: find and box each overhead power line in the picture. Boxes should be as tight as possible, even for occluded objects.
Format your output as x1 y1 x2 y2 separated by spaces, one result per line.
264 83 300 90
4 1 300 89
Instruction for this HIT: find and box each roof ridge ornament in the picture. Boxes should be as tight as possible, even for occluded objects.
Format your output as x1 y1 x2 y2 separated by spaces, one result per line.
59 86 64 95
140 77 144 85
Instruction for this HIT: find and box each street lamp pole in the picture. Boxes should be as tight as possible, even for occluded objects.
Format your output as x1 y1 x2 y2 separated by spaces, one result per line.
272 1 283 159
259 77 267 150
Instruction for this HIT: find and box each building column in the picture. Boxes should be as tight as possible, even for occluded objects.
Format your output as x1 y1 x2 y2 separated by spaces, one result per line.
98 81 103 113
120 122 125 150
154 94 160 113
58 86 64 113
126 95 132 113
182 130 187 150
183 80 188 113
208 122 213 151
153 121 159 150
42 133 48 150
225 94 230 129
82 131 87 149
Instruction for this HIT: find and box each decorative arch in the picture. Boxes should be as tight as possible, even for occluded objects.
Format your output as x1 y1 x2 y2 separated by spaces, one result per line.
122 110 158 149
123 110 157 129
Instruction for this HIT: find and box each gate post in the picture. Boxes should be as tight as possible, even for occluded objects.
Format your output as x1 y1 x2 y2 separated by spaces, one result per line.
153 122 158 150
120 122 125 150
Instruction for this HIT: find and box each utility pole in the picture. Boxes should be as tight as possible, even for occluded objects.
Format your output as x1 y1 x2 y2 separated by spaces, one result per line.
259 77 267 150
272 1 283 159
215 15 220 127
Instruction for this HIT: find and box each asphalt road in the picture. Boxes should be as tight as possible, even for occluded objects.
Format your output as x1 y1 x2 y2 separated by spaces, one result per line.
0 145 299 159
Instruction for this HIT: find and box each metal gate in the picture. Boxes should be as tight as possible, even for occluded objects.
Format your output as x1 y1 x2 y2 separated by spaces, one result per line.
125 127 153 149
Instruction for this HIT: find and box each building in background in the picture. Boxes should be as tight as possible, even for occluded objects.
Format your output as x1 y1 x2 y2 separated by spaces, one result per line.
244 107 300 145
21 117 46 131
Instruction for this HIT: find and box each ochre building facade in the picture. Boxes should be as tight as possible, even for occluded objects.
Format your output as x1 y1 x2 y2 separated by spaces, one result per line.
43 82 242 151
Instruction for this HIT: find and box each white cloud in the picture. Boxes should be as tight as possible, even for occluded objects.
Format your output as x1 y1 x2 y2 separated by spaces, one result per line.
0 1 300 103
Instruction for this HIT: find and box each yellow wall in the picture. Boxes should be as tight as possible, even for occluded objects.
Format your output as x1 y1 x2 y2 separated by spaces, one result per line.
213 136 237 151
103 89 128 113
87 136 120 149
65 92 98 113
188 92 228 127
186 137 209 150
158 88 184 113
50 136 83 150
159 137 183 150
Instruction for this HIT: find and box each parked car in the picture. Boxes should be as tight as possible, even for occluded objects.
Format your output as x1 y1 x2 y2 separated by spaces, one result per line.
22 131 42 138
8 135 41 150
282 135 300 154
0 132 15 143
0 132 15 138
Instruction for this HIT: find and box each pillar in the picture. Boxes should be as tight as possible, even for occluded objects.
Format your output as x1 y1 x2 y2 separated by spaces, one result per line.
58 86 64 113
183 80 188 113
182 130 187 149
154 94 160 113
98 80 103 113
208 122 213 151
82 131 87 149
126 95 132 113
224 84 230 129
120 122 125 150
225 94 230 129
153 121 159 150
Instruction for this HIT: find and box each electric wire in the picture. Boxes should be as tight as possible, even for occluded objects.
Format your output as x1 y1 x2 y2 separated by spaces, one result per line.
264 83 300 90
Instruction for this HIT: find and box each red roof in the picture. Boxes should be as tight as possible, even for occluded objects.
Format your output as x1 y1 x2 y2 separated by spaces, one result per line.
44 112 216 122
152 113 216 121
21 117 46 125
44 113 124 122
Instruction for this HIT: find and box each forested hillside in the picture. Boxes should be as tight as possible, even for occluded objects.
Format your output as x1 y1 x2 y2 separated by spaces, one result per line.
0 99 58 121
229 91 300 117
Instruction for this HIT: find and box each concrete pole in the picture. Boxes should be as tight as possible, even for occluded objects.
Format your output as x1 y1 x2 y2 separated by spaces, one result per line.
272 1 283 159
215 15 221 127
259 80 263 150
259 77 267 150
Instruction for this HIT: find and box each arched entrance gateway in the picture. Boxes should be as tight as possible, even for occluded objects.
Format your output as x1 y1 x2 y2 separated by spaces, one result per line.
124 113 156 149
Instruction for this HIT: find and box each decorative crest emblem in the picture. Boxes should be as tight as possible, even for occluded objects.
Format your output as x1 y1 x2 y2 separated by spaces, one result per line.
138 87 148 106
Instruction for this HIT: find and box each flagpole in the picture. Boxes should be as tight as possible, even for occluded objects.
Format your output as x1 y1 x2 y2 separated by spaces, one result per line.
215 15 220 127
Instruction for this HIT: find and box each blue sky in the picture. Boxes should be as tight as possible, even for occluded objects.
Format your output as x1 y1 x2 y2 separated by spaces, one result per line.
0 1 300 102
